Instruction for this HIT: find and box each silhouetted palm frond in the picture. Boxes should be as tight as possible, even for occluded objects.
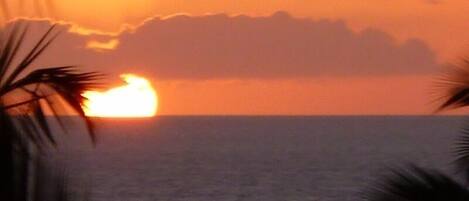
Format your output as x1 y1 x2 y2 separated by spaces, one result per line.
432 58 469 184
0 21 100 201
436 59 469 111
365 165 469 201
453 122 469 184
367 57 469 200
0 22 101 145
3 66 101 142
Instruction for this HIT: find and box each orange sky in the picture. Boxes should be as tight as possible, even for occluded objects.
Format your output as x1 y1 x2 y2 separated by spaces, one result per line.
155 76 436 115
4 0 469 115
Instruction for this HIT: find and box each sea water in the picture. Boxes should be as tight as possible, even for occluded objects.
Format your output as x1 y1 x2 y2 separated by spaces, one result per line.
57 116 465 201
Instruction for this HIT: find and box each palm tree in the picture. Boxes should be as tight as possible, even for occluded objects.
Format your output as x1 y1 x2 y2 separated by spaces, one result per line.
0 1 99 200
0 21 100 201
364 60 469 201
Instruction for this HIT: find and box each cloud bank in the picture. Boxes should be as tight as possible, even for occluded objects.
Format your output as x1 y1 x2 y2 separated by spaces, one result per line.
20 12 439 79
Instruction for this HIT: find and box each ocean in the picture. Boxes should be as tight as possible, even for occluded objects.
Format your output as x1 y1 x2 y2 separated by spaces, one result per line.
56 116 466 201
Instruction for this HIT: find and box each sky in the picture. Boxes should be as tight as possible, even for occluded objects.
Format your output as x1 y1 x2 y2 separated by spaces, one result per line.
3 0 469 115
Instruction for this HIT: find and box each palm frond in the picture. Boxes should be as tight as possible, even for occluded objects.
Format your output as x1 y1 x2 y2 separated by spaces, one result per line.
435 59 469 111
0 20 100 201
0 21 28 85
453 121 469 184
1 23 61 89
0 22 102 145
0 109 18 201
365 165 469 201
433 58 469 183
4 66 102 143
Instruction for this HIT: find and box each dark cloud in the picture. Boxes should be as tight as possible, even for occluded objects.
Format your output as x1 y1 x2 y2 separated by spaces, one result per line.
22 12 439 79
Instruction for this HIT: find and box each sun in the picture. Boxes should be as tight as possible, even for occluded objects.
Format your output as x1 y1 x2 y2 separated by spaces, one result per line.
82 74 158 118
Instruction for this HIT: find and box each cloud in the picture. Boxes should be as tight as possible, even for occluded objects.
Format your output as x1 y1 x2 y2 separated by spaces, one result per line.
86 39 119 51
20 12 440 80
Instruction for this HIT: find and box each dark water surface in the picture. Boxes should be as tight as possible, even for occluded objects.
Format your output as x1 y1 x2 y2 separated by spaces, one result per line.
58 116 465 201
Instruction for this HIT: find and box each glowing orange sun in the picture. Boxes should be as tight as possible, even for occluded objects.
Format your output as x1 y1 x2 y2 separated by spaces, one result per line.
82 74 158 118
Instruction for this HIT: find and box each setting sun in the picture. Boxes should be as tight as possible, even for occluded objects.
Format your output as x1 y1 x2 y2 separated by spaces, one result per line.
82 74 158 118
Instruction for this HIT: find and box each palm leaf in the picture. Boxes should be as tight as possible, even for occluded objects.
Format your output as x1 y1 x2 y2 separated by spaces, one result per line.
6 66 101 143
453 122 469 184
1 23 61 89
365 165 469 201
0 20 100 201
433 58 469 184
0 21 28 86
436 59 469 111
0 22 102 145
